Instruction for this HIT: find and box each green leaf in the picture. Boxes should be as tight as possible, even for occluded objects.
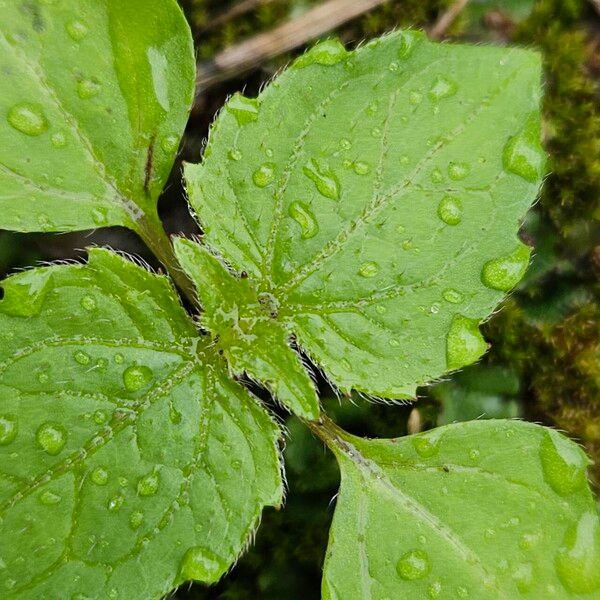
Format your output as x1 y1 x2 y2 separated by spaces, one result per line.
0 0 195 233
0 249 282 598
174 238 320 419
319 419 599 599
184 31 545 406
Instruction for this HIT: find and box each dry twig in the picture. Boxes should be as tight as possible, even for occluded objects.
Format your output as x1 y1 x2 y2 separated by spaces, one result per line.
428 0 471 40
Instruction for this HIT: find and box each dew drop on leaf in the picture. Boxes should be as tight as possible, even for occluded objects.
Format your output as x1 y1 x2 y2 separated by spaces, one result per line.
123 365 152 391
427 581 442 598
353 161 371 175
161 135 179 153
91 466 109 486
77 78 101 99
80 295 97 311
303 159 340 200
73 350 91 365
539 429 587 496
396 549 431 580
93 409 108 425
252 163 275 188
129 510 144 530
107 494 124 512
179 546 227 583
0 414 18 445
36 422 67 455
114 353 124 364
442 288 463 304
481 244 531 291
226 93 259 125
511 562 534 593
555 512 600 594
430 167 443 183
294 39 348 68
445 314 487 370
397 30 420 58
428 76 457 101
51 131 67 148
91 207 108 226
65 20 88 41
437 196 462 226
137 471 160 496
39 490 61 505
288 201 319 239
447 162 470 181
7 103 48 136
502 118 545 182
339 138 352 150
412 430 442 458
358 261 379 278
227 148 242 161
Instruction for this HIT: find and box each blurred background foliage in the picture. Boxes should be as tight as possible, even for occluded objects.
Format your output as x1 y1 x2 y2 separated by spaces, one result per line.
1 0 598 597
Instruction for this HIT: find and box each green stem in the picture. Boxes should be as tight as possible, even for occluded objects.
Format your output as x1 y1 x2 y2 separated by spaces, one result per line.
305 413 353 456
135 214 198 308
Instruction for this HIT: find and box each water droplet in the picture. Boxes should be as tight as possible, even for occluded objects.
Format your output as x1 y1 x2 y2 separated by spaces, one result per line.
446 314 487 370
409 91 423 105
161 135 178 153
65 20 88 41
36 422 67 455
0 415 17 445
397 30 421 58
93 410 108 425
375 305 387 315
555 511 600 594
389 61 399 72
468 449 480 462
367 101 379 115
107 494 124 512
123 365 153 391
353 161 370 175
114 353 124 364
428 581 442 598
456 586 469 598
339 138 352 150
91 207 108 226
179 546 227 583
38 372 49 384
481 244 531 291
540 429 588 496
74 350 91 366
226 93 259 125
39 490 61 505
91 466 109 486
429 76 457 101
437 196 462 225
228 148 242 161
137 471 160 496
448 162 470 180
442 288 463 304
79 295 97 312
503 117 545 182
295 39 348 67
303 159 340 200
412 430 442 458
129 510 144 530
169 404 182 424
371 127 382 138
358 261 379 278
401 239 413 251
430 168 443 183
396 549 431 580
7 103 48 136
252 163 275 188
288 201 319 239
51 131 67 147
77 78 101 99
485 528 496 540
389 338 400 347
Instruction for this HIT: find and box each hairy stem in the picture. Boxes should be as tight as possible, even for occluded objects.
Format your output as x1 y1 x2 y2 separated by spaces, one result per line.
305 413 353 456
135 215 198 308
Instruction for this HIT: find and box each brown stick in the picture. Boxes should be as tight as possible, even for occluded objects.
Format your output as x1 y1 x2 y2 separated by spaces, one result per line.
590 0 600 15
202 0 276 32
428 0 471 40
196 0 388 95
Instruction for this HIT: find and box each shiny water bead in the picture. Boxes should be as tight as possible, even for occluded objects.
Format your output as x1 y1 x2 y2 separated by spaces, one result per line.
442 288 463 304
36 422 67 455
396 549 431 580
295 38 348 67
539 429 588 496
429 76 457 101
0 414 18 445
77 78 101 99
91 466 109 486
123 365 153 391
7 103 48 136
502 117 545 182
252 163 275 188
303 159 340 200
447 162 470 180
446 315 487 370
226 93 259 125
412 431 442 458
179 546 227 583
137 471 160 496
288 201 319 239
481 244 531 291
358 261 379 278
65 20 88 41
437 196 462 225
